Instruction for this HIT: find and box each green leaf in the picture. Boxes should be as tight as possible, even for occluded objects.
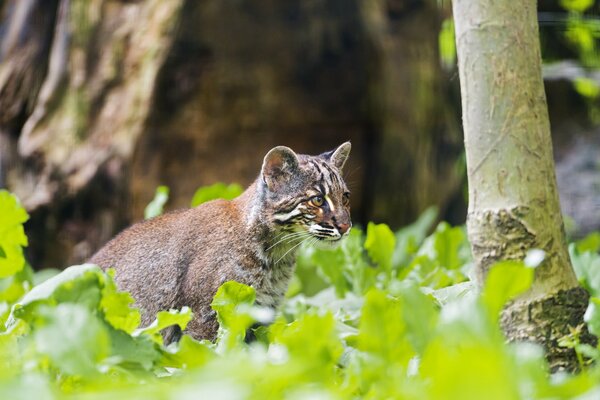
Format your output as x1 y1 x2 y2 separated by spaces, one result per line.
144 185 169 219
160 335 215 369
308 245 349 297
389 281 438 354
105 325 161 371
576 232 600 253
570 243 600 296
364 222 396 273
100 269 141 334
482 260 534 319
355 289 414 364
271 311 343 373
134 307 192 344
7 264 104 327
191 183 243 207
211 281 256 349
584 297 600 337
393 206 438 267
574 77 600 99
439 18 456 70
432 222 467 270
34 304 110 377
560 0 594 13
0 190 29 279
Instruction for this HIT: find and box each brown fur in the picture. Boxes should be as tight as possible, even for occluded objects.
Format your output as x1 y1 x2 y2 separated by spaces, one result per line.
89 143 351 342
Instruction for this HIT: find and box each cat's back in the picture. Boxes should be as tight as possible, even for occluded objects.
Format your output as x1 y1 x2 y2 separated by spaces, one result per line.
89 198 244 323
90 198 241 267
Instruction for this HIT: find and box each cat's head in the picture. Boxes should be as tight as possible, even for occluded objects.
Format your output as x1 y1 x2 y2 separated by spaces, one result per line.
260 142 352 246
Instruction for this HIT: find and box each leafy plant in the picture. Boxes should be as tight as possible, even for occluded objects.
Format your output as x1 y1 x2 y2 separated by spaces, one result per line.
191 183 243 207
144 186 170 219
2 187 600 398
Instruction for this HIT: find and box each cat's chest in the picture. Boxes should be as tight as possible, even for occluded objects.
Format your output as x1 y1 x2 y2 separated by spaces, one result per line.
251 260 295 307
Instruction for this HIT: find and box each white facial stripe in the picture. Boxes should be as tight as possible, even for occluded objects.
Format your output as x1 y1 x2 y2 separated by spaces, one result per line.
309 224 341 238
274 207 302 222
325 195 335 212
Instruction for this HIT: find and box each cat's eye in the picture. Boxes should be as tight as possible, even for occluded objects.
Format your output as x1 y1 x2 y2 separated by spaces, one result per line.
342 192 350 206
310 196 324 207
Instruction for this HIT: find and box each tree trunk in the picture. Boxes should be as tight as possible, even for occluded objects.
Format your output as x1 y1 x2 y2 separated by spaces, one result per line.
453 0 591 371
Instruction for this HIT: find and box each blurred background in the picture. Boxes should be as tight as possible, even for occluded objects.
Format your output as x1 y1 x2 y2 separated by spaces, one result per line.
0 0 598 270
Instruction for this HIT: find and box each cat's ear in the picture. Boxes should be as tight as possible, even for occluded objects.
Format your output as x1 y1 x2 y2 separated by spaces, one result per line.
326 141 351 170
261 146 300 189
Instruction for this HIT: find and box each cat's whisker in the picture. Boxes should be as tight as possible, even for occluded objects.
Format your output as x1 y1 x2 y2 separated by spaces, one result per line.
265 231 311 251
274 235 313 265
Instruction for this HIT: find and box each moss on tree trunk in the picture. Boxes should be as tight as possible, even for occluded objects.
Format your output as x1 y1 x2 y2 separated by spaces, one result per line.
452 0 592 371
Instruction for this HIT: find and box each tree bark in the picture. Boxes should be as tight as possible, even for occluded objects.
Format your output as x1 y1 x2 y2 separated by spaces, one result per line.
453 0 591 371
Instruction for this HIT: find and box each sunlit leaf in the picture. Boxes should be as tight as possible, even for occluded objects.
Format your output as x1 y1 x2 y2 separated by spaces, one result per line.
134 307 192 344
574 77 600 98
34 304 110 377
0 191 29 279
560 0 594 13
355 289 414 364
439 18 456 70
191 183 243 207
570 243 600 296
364 222 396 273
482 260 534 320
144 185 169 219
584 297 600 337
100 269 141 334
211 281 256 350
576 232 600 253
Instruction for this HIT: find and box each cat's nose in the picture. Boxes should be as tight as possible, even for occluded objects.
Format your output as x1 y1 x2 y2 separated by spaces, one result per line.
337 222 351 235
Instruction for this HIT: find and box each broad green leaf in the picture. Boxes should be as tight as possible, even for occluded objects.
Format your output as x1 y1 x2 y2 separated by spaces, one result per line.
401 222 471 290
191 183 243 207
211 281 256 349
576 232 600 253
364 223 395 273
439 18 456 70
135 307 192 344
341 228 376 295
308 245 349 297
393 206 437 267
34 304 110 377
432 222 467 270
482 261 534 320
0 265 34 325
388 282 438 354
100 269 141 334
355 289 414 364
584 297 600 337
570 244 600 296
271 311 343 374
0 191 29 278
7 264 104 327
560 0 594 12
160 335 215 369
105 325 161 371
421 337 521 400
574 77 600 99
144 185 169 219
0 374 54 400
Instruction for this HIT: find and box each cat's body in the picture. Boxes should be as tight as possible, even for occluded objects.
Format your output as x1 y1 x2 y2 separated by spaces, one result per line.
90 143 352 342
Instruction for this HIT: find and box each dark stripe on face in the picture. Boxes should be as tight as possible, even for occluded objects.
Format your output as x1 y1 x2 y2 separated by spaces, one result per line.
310 159 334 188
318 183 327 196
322 162 341 187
